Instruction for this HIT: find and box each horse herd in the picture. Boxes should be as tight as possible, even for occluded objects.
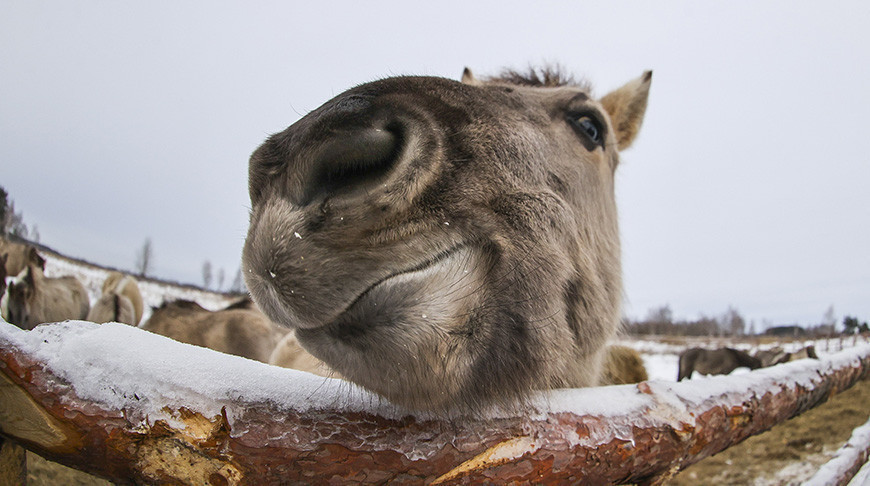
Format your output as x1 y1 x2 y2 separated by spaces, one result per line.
677 345 818 381
0 238 330 376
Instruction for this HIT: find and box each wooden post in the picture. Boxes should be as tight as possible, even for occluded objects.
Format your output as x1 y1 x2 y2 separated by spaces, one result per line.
0 321 869 485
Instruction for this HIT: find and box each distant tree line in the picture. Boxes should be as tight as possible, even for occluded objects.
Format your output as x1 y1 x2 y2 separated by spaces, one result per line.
133 242 245 293
0 185 38 241
843 316 870 334
201 259 245 293
625 304 863 337
624 305 747 337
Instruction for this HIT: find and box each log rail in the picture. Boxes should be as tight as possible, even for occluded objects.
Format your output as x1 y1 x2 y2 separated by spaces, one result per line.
0 321 868 485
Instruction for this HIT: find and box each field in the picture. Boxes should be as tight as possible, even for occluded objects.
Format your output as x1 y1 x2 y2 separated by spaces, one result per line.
671 378 870 485
8 250 870 484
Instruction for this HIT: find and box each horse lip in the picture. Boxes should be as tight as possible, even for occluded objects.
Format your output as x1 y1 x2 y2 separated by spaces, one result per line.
325 243 469 329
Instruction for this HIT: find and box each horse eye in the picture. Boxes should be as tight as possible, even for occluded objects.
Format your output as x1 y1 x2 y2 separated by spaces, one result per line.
570 115 603 145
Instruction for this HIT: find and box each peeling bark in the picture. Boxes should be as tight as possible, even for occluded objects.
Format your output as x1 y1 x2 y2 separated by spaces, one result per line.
0 325 868 485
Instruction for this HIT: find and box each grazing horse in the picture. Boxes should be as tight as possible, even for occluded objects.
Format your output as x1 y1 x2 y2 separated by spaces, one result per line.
5 264 89 330
140 299 280 363
755 345 818 367
243 66 652 413
677 347 762 381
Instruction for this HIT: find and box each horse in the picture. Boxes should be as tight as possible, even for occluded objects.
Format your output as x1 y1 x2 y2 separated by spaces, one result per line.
86 291 137 326
242 66 652 413
677 347 762 381
755 345 818 367
600 344 649 385
5 264 89 330
0 239 45 277
89 272 144 326
140 299 280 363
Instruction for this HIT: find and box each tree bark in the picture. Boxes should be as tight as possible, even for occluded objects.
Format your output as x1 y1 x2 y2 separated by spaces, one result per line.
0 323 868 485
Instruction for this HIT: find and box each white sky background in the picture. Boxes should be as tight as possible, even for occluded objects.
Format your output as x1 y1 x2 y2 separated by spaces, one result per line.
1 1 868 328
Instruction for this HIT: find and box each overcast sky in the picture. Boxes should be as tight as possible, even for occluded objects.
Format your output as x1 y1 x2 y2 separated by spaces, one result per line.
2 1 868 328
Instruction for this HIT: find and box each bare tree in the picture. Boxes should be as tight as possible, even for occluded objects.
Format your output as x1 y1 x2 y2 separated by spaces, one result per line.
822 305 836 328
230 268 245 293
0 186 8 236
135 238 154 278
1 186 30 239
217 268 225 291
202 261 213 289
720 306 746 337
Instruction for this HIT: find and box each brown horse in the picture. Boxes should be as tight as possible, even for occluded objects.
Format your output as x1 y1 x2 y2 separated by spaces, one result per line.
140 299 280 363
243 66 652 413
677 347 762 381
600 344 649 385
0 239 45 277
5 264 89 330
87 292 136 326
755 345 818 367
87 272 143 326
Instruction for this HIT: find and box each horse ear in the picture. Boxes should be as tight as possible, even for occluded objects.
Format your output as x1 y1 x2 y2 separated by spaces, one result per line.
22 266 35 290
599 71 652 151
27 247 46 270
461 67 480 86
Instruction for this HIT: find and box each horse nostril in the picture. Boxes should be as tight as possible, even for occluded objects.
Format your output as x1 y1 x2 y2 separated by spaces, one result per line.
305 125 402 203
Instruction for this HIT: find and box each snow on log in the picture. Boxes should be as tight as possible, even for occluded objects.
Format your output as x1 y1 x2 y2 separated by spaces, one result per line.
849 459 870 486
804 416 870 486
0 320 869 485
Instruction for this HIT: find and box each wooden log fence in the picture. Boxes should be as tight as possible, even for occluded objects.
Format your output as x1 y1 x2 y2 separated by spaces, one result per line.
804 415 870 486
0 320 868 485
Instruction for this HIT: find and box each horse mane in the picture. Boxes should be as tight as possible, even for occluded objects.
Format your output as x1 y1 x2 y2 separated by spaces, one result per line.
488 65 590 90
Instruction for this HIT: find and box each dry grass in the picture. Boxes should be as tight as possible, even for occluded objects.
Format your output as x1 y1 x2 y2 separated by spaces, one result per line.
668 378 870 485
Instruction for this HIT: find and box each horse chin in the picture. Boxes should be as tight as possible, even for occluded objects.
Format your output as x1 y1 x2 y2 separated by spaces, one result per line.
294 246 485 410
